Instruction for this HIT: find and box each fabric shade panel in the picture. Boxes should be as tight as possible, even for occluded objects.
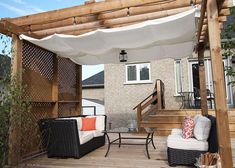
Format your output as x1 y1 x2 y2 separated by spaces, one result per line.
20 8 196 65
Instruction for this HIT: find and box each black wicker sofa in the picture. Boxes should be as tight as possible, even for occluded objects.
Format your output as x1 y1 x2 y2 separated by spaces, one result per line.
167 115 218 166
38 115 107 159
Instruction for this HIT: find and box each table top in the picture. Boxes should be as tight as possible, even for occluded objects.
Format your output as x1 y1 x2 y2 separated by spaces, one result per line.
103 127 155 133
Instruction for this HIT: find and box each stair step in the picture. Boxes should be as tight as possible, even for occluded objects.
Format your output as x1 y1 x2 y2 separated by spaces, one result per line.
148 115 185 123
140 121 181 129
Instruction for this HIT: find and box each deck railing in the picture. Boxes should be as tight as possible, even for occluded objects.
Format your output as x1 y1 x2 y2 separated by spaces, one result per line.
133 79 165 131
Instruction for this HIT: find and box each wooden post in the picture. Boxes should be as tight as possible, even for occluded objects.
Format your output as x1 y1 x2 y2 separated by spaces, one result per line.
76 65 82 115
207 0 233 167
198 43 208 116
52 55 58 117
8 34 23 166
156 79 162 110
136 105 142 132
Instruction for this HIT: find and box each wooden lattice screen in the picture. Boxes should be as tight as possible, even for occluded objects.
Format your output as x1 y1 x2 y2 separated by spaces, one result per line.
21 41 81 159
58 57 80 117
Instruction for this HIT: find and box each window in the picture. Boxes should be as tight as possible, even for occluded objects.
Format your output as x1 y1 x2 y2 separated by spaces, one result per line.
174 60 182 95
126 63 151 83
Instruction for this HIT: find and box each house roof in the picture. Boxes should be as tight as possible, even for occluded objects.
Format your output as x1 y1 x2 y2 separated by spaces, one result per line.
82 71 104 88
0 54 11 79
83 98 104 105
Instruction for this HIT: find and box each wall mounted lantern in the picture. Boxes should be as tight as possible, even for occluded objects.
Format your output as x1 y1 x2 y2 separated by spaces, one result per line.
119 50 127 62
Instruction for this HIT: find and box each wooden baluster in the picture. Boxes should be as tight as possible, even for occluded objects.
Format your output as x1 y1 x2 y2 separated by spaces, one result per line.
156 80 162 110
137 104 142 132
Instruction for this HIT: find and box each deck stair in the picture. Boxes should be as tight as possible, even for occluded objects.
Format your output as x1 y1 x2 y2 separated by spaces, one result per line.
133 80 235 137
140 109 235 137
140 110 187 136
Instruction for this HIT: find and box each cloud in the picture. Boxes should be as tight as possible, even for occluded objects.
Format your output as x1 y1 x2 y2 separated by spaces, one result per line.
13 0 26 4
0 2 45 16
0 2 27 15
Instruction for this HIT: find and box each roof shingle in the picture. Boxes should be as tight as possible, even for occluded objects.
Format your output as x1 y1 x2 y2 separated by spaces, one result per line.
82 70 104 88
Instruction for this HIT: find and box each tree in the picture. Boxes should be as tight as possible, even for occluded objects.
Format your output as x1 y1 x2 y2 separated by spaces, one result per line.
0 33 31 167
222 7 235 86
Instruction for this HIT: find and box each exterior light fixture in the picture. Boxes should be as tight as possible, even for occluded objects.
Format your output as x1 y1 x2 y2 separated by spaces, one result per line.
119 50 127 62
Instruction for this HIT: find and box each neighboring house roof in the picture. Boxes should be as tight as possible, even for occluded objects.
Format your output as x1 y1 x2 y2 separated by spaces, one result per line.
82 71 104 88
83 98 104 105
0 54 11 79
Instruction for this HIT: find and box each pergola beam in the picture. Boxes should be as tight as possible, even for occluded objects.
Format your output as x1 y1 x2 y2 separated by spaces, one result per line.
0 19 40 38
197 0 231 43
207 0 233 167
197 0 207 42
98 0 201 20
8 0 172 26
22 0 197 32
15 0 200 33
32 6 192 37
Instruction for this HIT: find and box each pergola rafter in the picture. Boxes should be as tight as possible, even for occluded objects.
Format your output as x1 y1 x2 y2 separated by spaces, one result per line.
0 0 232 38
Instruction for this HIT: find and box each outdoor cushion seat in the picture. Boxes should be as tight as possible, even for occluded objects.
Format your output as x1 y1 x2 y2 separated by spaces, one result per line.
38 115 107 159
90 130 104 137
167 134 208 151
167 115 218 166
79 131 94 145
171 128 182 135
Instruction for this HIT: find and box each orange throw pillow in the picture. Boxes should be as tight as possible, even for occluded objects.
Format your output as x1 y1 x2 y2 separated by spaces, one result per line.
81 117 96 131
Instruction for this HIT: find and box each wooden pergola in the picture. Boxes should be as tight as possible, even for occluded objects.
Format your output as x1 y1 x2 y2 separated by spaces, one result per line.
0 0 233 167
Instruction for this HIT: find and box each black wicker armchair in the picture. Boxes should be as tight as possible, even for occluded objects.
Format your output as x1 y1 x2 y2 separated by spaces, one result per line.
167 115 218 166
38 115 107 159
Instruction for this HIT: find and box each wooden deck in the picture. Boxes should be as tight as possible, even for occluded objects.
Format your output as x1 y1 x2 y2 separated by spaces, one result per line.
19 135 235 168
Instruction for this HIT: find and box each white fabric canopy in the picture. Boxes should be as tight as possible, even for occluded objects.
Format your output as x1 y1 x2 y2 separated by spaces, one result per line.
20 8 196 65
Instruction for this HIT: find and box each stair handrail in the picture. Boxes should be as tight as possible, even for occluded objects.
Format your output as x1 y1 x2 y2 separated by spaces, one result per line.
133 90 157 110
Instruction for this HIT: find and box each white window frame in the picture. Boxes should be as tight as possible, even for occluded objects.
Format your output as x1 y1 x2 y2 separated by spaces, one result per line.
174 59 182 96
125 63 151 84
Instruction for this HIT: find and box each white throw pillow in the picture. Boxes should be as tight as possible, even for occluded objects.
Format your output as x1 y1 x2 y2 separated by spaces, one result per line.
193 115 200 124
193 115 211 141
86 115 105 131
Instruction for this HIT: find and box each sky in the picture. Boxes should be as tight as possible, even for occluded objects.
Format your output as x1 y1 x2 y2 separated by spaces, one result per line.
0 0 104 80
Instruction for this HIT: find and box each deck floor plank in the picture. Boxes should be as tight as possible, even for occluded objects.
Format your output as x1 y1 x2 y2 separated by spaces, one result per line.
19 136 235 168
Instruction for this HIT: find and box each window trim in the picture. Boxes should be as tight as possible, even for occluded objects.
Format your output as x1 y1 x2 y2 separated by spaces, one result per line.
174 59 182 96
125 63 151 84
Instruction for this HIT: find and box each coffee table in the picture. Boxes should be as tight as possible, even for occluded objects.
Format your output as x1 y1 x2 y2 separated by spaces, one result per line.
103 127 156 159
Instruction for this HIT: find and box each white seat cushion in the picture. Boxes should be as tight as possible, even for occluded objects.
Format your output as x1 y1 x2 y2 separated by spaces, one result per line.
167 134 208 151
171 128 182 135
193 115 211 141
79 131 94 144
89 130 104 137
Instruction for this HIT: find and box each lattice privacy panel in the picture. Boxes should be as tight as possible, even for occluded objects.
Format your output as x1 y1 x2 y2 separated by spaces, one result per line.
58 57 77 101
22 41 55 101
58 103 77 117
21 41 56 158
20 103 54 157
20 41 80 158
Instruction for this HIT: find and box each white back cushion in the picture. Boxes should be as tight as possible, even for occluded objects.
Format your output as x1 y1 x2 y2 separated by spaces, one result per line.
86 115 105 131
193 115 211 141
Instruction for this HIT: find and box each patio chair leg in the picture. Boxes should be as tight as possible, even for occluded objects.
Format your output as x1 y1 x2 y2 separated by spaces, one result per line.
146 133 151 159
151 133 156 149
105 133 111 157
118 133 121 148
